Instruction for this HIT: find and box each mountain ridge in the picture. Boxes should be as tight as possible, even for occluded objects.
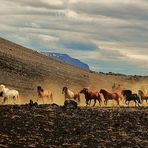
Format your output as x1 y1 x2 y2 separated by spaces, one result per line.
41 52 90 70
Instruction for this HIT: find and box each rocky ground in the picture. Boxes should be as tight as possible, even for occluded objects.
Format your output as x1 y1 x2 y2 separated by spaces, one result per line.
0 104 147 148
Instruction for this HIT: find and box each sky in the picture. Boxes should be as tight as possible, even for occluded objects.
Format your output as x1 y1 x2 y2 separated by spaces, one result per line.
0 0 148 75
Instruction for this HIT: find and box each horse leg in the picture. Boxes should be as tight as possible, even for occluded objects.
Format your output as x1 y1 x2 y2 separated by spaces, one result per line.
85 100 88 106
49 93 53 102
13 96 16 104
116 99 120 106
93 99 96 107
89 100 91 106
36 97 39 102
137 101 140 107
3 97 7 104
104 100 107 106
134 100 137 107
7 97 9 104
128 101 130 107
104 100 106 106
125 100 128 105
98 99 101 106
77 94 80 104
17 95 19 104
42 97 44 104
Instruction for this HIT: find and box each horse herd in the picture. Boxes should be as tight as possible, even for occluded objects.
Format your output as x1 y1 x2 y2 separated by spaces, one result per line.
0 84 148 107
63 87 147 107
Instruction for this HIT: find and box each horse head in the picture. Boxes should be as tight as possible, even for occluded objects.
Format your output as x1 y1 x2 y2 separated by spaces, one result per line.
99 89 106 95
121 89 132 97
80 88 88 94
138 90 144 96
0 84 6 92
37 86 44 93
62 87 68 94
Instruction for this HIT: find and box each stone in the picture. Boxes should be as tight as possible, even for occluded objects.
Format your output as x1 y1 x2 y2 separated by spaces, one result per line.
63 100 78 109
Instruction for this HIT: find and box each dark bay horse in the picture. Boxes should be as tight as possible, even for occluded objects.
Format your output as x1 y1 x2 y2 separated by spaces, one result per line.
122 90 141 106
99 89 120 106
80 88 102 106
138 90 148 103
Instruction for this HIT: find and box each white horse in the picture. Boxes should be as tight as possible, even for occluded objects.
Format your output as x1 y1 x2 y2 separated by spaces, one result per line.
0 84 19 104
62 87 80 103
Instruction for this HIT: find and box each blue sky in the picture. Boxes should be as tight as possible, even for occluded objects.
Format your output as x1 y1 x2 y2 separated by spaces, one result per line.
0 0 148 75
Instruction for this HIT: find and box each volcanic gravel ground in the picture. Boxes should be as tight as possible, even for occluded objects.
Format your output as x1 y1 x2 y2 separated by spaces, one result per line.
0 105 147 148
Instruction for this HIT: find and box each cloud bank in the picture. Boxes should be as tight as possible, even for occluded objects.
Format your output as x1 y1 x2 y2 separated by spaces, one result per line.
0 0 148 75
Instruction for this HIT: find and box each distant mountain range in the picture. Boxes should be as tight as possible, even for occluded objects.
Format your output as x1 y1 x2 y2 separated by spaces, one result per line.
41 52 90 70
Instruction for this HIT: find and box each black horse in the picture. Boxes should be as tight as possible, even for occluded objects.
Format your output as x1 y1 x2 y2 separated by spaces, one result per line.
122 90 141 106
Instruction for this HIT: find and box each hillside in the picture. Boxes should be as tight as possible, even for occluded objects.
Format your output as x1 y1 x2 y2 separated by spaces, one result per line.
0 37 89 103
41 52 90 70
0 37 148 105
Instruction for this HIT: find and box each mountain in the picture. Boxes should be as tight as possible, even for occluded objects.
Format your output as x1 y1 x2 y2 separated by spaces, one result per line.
41 52 90 70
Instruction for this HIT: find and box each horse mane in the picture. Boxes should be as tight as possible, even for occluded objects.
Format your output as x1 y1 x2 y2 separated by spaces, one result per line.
100 89 108 93
123 89 132 95
63 87 68 92
100 89 114 99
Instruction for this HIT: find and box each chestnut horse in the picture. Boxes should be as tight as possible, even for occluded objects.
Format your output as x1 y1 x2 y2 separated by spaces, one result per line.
37 86 53 104
80 88 102 106
100 89 120 106
62 87 80 104
138 90 148 103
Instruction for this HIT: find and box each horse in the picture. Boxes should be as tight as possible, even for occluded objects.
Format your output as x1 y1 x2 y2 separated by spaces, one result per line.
80 88 102 106
121 89 141 106
37 86 53 104
99 89 120 106
62 87 80 104
138 90 148 103
0 84 19 104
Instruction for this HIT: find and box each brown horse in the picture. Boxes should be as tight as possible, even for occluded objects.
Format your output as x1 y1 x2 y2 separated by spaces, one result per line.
138 90 148 103
80 88 102 106
37 86 53 104
100 89 120 106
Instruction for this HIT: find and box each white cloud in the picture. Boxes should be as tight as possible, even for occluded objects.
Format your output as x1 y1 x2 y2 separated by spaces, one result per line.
0 0 148 75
